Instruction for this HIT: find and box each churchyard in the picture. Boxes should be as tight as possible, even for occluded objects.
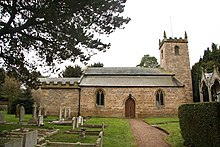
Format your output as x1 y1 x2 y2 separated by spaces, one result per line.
0 109 184 147
0 110 137 147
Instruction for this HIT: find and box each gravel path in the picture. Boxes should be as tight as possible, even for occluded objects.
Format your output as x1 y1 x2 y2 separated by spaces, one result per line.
129 119 170 147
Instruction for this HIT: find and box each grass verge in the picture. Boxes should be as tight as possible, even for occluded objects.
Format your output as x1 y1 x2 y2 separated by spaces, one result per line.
144 117 185 147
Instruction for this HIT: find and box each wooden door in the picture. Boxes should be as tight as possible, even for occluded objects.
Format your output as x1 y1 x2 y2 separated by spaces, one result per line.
125 98 135 118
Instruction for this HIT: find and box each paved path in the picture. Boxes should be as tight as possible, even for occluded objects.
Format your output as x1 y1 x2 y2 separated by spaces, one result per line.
129 119 170 147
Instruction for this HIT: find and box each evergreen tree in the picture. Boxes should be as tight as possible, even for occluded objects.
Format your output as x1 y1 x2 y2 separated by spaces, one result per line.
0 0 130 88
191 43 220 102
137 54 159 68
62 65 82 77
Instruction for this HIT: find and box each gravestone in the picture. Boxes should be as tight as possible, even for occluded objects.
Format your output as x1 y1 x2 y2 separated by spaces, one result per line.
59 107 62 121
28 102 38 124
68 107 71 119
78 116 83 126
0 111 5 123
38 115 44 126
15 104 20 118
76 117 79 128
72 117 76 130
19 106 25 124
32 102 37 119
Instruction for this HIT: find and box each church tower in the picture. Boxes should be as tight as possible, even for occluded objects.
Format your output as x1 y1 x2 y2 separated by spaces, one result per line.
159 31 193 101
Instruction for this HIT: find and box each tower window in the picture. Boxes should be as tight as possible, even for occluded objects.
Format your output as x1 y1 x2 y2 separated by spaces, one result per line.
161 50 163 59
156 90 164 107
174 45 180 55
96 89 104 106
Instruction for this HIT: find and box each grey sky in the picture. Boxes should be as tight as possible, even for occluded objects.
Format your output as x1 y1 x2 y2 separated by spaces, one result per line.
48 0 220 76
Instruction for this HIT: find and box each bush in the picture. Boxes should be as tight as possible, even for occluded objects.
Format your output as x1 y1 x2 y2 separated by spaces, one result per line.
11 98 33 114
178 102 220 147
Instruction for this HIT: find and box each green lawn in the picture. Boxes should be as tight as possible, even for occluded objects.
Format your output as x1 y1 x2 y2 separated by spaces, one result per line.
144 117 185 147
1 111 184 147
86 118 137 147
0 111 136 146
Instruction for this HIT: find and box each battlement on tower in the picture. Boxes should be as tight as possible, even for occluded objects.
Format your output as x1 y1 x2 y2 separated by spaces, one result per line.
159 31 188 49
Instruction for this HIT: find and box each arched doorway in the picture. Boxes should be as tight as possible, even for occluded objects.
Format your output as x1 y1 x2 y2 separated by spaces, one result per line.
125 98 135 118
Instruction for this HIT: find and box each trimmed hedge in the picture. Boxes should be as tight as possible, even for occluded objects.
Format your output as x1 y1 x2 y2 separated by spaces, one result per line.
178 102 220 147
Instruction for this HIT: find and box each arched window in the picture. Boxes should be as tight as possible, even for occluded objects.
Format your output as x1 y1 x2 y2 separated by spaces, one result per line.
174 45 180 55
96 89 104 106
156 90 164 107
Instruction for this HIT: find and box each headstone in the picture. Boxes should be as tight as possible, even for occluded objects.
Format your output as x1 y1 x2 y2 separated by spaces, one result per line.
15 104 20 118
59 107 62 121
78 116 83 126
19 106 25 124
68 107 71 118
72 117 76 130
38 115 44 126
76 117 79 128
0 111 5 123
32 102 37 119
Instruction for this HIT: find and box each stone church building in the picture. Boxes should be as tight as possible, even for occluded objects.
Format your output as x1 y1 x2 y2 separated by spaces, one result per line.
32 32 193 118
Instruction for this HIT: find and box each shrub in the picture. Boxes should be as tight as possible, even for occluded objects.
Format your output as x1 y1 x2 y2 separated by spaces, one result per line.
178 102 220 147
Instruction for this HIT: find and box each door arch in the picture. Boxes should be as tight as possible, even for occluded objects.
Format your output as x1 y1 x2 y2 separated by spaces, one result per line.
125 98 135 118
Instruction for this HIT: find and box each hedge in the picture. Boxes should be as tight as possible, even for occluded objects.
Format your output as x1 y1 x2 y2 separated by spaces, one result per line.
178 102 220 147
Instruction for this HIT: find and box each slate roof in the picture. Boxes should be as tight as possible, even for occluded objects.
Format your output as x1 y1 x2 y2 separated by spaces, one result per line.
79 67 183 87
39 78 80 85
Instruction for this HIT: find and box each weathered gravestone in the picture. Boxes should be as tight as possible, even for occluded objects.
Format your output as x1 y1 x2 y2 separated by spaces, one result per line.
59 107 62 121
32 102 37 119
68 107 71 119
78 116 84 126
28 102 38 124
18 106 25 124
72 117 76 130
38 115 44 127
15 104 20 118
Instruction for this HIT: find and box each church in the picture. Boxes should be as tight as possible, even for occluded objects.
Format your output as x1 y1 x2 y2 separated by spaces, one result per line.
32 32 193 118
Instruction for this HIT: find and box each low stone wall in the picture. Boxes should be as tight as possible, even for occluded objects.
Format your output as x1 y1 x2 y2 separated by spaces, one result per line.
0 138 23 147
43 131 104 147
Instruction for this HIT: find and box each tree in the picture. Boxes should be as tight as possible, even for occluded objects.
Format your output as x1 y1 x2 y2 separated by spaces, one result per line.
191 43 220 102
137 54 159 68
0 0 130 88
62 65 82 77
0 75 21 114
0 68 5 88
90 62 104 67
11 87 33 114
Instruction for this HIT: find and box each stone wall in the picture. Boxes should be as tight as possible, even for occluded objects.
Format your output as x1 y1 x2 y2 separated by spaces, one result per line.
32 88 80 116
80 86 187 118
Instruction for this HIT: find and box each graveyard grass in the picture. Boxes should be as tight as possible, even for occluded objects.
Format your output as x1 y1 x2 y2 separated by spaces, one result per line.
144 117 185 147
0 111 184 147
0 111 136 146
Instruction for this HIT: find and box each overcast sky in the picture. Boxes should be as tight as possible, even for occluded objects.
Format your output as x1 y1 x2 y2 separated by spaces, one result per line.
48 0 220 76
